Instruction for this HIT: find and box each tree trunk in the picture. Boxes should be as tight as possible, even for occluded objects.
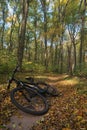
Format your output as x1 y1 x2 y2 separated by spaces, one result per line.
67 45 73 75
40 0 48 69
50 37 54 66
60 40 63 73
79 17 85 70
54 44 58 65
9 7 16 52
73 40 76 72
34 16 37 62
17 0 29 69
40 41 44 65
1 7 5 49
79 0 86 71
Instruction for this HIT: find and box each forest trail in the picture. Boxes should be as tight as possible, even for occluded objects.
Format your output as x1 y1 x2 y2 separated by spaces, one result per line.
6 110 42 130
0 74 87 130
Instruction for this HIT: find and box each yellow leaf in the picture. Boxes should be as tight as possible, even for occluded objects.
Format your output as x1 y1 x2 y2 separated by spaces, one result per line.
62 128 71 130
77 116 83 121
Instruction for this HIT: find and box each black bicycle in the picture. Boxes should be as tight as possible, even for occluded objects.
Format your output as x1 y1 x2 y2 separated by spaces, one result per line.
25 77 59 97
7 66 49 115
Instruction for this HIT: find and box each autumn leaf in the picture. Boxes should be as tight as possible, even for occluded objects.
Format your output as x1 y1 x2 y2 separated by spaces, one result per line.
62 128 71 130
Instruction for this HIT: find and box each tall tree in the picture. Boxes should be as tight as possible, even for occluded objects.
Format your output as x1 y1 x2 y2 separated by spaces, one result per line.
79 0 86 70
57 0 69 73
9 6 17 51
0 1 8 49
17 0 29 69
40 0 48 69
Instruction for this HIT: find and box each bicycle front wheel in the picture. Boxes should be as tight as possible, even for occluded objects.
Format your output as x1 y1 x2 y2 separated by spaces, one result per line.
10 86 49 115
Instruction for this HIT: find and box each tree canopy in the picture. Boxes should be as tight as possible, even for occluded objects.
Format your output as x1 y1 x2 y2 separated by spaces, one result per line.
0 0 87 74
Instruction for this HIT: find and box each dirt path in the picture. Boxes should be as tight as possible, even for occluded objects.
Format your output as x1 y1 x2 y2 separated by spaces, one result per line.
6 110 42 130
1 74 87 130
4 74 68 130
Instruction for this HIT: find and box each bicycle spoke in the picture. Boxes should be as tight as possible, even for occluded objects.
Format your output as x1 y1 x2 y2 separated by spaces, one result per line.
11 87 48 115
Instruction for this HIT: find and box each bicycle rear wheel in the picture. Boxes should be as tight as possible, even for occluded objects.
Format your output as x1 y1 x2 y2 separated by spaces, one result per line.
36 82 48 93
37 82 59 96
10 86 49 115
46 84 59 96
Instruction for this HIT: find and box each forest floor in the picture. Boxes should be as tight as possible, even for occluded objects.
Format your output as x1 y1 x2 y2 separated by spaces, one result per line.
0 74 87 130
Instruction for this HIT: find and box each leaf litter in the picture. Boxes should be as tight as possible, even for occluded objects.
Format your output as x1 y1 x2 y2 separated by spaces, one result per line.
0 74 87 130
31 75 87 130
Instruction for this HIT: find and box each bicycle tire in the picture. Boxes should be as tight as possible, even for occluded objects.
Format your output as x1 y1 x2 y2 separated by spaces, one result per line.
36 82 48 93
10 86 49 115
46 84 59 96
37 82 59 96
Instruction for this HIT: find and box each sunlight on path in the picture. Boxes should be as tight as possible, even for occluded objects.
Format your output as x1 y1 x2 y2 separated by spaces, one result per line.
35 74 68 81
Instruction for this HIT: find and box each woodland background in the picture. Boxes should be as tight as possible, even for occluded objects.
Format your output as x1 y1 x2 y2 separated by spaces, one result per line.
0 0 87 76
0 1 87 129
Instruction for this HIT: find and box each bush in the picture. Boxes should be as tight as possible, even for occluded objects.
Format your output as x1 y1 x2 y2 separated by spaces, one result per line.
22 62 45 73
0 64 9 74
75 62 87 77
0 50 17 74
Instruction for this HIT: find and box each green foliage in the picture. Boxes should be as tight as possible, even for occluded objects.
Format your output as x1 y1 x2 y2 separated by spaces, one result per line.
0 125 6 128
0 0 87 78
75 62 87 76
0 50 17 83
49 65 59 73
49 63 67 74
0 50 17 72
22 62 45 73
0 64 9 74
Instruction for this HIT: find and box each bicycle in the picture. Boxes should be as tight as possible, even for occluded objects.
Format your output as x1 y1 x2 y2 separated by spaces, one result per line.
7 66 49 115
25 77 59 97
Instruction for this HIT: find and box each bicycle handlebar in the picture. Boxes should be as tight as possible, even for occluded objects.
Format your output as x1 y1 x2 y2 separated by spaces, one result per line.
7 65 19 89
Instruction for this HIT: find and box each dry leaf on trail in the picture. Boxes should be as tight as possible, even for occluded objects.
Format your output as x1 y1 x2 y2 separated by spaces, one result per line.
62 128 71 130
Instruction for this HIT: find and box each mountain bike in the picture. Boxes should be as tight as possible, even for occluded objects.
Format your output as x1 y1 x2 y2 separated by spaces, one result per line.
7 66 49 115
25 77 59 96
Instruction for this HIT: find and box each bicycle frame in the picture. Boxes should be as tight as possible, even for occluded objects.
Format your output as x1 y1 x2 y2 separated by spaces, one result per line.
7 66 41 92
